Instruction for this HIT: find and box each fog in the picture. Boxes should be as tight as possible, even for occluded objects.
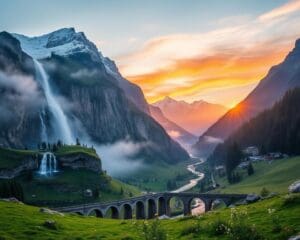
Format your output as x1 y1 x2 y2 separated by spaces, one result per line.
94 139 147 177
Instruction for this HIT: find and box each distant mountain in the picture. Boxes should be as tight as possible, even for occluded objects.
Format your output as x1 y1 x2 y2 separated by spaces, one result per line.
193 38 300 158
0 28 189 165
149 105 197 150
209 88 300 166
153 96 227 135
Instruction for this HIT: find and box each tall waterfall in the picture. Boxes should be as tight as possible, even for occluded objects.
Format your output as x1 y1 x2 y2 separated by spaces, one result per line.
34 60 74 144
39 152 58 176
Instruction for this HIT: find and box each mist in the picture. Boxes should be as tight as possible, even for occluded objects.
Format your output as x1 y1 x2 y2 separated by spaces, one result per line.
94 139 147 177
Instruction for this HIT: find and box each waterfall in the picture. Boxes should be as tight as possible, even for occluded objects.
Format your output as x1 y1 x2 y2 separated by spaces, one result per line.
39 109 48 143
39 152 58 176
34 59 74 144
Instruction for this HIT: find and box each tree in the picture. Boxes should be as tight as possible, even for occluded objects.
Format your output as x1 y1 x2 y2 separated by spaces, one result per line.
225 142 243 183
76 138 81 146
247 162 254 176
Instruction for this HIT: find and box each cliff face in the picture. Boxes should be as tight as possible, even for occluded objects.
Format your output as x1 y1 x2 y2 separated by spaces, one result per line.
57 153 102 173
0 32 42 148
43 54 188 163
0 29 189 164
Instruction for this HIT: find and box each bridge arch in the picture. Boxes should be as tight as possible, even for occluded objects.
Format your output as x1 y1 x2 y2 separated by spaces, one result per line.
87 208 104 218
105 206 119 219
188 197 205 216
122 203 133 219
158 196 167 216
147 198 156 219
168 196 184 217
136 201 145 219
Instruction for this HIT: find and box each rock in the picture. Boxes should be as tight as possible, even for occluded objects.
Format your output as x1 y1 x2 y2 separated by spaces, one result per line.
1 197 23 204
58 154 102 173
289 180 300 193
288 235 300 240
43 220 58 230
40 208 64 216
84 189 93 197
158 215 170 220
246 194 261 203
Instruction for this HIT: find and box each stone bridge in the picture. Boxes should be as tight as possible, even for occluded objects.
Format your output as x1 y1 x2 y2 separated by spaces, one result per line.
54 192 247 219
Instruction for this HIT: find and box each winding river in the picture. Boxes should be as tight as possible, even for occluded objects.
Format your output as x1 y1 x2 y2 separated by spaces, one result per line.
172 157 205 193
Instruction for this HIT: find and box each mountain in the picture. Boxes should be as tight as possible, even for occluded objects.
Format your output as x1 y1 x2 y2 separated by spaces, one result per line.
149 105 197 149
193 38 300 158
0 28 189 165
153 96 228 135
209 88 300 166
13 28 149 114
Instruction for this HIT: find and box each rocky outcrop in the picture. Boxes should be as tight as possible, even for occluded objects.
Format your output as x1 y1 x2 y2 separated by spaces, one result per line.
58 153 102 173
289 180 300 193
0 156 39 179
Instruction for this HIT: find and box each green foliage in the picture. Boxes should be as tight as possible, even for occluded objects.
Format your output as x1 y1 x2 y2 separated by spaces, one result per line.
210 88 300 167
180 222 201 236
282 193 300 207
247 162 254 176
225 142 243 183
260 187 270 197
209 218 228 236
0 179 24 201
138 219 167 240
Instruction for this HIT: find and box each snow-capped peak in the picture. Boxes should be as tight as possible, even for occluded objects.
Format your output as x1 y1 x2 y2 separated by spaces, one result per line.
12 28 102 61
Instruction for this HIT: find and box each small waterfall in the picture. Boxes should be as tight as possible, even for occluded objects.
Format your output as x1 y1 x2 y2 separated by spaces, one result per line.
34 59 74 144
39 152 58 176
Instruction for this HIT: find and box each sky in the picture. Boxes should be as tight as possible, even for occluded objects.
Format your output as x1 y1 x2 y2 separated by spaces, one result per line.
1 0 300 107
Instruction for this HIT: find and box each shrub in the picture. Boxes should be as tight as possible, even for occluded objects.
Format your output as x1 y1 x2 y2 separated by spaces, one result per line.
180 223 201 236
282 194 300 207
138 219 167 240
227 208 264 240
260 187 270 197
209 218 228 236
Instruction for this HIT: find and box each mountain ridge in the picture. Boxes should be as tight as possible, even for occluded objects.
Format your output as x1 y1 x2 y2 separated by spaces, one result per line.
193 37 300 158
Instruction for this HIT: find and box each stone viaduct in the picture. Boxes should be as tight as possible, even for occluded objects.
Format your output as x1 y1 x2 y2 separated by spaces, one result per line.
54 192 247 219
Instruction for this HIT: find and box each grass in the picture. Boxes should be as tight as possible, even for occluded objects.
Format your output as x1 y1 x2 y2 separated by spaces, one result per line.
55 145 99 159
0 194 299 239
17 169 140 207
0 147 38 169
119 160 195 192
212 156 300 194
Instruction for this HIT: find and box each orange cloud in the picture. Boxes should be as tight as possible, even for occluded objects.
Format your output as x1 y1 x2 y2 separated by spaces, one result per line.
117 1 300 107
124 43 291 107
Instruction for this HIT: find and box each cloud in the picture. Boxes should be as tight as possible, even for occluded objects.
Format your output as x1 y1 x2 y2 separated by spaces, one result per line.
116 2 300 107
70 69 98 79
95 139 149 177
167 130 182 138
259 0 300 22
0 72 42 124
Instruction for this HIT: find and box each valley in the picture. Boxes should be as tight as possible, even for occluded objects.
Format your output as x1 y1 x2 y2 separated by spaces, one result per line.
1 2 300 239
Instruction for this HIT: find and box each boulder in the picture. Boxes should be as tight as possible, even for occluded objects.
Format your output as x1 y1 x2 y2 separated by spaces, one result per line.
0 197 23 204
246 194 261 203
40 208 64 216
43 220 58 230
288 235 300 240
288 180 300 193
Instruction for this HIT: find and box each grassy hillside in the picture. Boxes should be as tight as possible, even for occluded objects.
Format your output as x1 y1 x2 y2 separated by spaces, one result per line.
0 194 299 239
212 156 300 194
55 145 99 159
0 146 140 207
119 160 194 192
0 147 37 169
